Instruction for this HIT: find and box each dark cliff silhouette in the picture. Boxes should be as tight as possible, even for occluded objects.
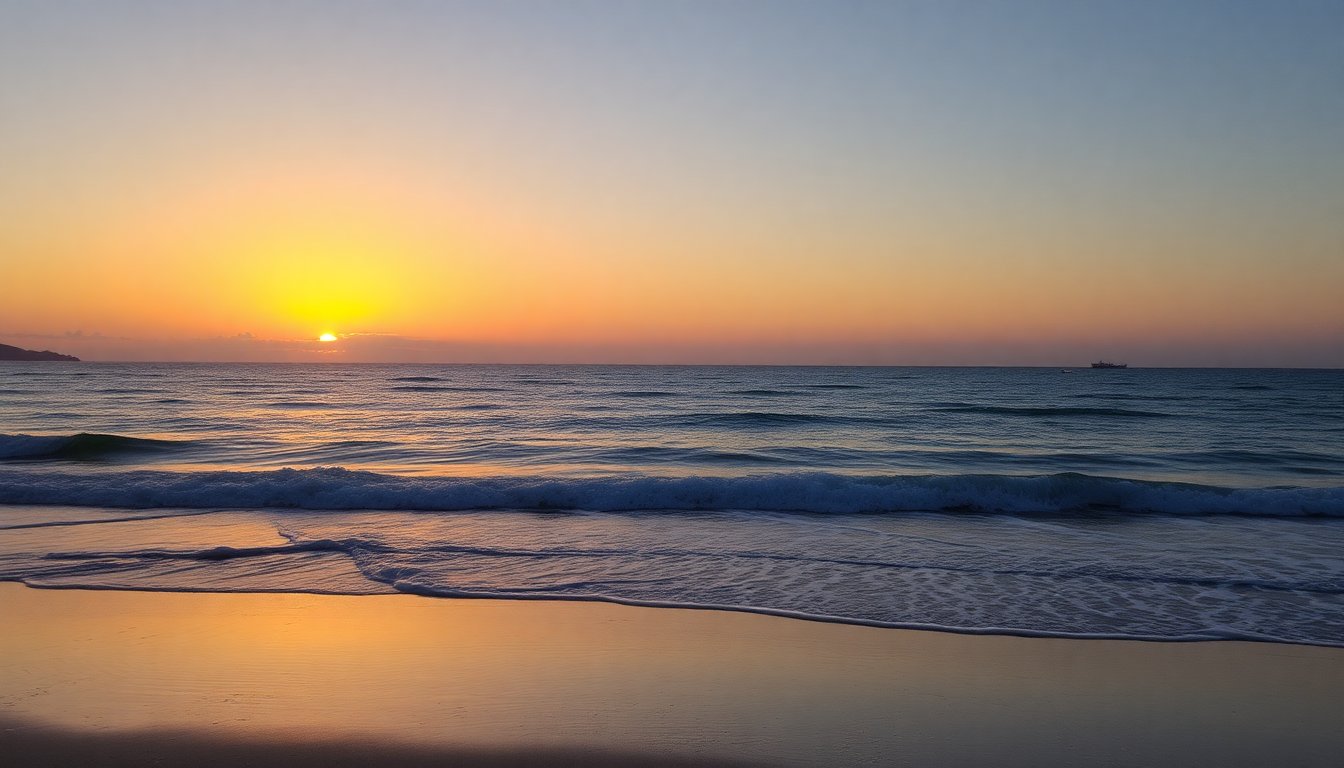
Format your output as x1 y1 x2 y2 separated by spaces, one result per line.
0 342 80 361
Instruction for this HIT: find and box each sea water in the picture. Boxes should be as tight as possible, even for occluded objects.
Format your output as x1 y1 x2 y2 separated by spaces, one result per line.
1 364 1341 645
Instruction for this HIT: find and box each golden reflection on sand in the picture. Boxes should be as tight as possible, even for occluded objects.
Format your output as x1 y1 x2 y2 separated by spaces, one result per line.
2 584 1341 767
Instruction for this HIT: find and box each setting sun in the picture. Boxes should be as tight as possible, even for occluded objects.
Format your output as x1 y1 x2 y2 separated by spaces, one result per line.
318 333 338 342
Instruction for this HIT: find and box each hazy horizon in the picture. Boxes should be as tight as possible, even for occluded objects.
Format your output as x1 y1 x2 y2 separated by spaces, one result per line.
2 331 1339 368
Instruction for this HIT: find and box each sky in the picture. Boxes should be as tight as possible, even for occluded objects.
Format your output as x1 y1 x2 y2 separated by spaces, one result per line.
2 0 1341 365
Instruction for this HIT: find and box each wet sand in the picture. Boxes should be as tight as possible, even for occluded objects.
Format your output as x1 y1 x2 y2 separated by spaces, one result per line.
1 583 1341 767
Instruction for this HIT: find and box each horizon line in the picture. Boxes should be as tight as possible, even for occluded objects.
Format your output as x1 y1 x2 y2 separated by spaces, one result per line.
5 359 1341 370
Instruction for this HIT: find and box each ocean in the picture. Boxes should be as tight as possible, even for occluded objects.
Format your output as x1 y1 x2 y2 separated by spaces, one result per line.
1 363 1341 645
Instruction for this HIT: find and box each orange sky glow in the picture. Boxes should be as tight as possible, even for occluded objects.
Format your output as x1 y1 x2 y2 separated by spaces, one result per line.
2 3 1341 365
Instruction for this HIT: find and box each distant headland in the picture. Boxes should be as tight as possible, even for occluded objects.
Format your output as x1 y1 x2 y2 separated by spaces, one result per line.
0 342 80 362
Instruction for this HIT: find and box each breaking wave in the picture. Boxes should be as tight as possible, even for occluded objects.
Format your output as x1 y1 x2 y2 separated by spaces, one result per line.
0 467 1338 516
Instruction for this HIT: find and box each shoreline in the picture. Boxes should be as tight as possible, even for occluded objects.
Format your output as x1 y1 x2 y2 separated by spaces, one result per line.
22 579 1336 648
3 583 1342 767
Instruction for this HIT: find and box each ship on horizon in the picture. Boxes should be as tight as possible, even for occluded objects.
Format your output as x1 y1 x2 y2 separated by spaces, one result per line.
1091 360 1128 369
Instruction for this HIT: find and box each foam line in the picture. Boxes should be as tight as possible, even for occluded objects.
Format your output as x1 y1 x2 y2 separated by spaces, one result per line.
0 467 1339 516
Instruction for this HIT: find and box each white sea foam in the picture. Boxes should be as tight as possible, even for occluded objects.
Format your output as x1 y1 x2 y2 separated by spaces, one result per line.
4 504 1341 646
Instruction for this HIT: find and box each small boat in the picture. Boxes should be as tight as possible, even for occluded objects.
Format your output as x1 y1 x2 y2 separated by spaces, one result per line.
1090 360 1128 369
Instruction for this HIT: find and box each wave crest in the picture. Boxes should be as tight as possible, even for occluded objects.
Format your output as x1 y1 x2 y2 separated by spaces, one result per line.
0 467 1339 516
933 405 1175 418
0 433 191 461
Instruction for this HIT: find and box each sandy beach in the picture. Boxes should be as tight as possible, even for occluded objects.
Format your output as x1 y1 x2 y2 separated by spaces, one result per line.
2 583 1341 767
